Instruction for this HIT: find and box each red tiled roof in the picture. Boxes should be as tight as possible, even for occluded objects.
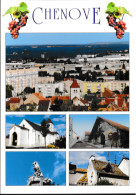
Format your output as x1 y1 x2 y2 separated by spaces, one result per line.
34 93 46 100
9 98 21 103
51 96 70 104
70 80 80 88
105 98 115 104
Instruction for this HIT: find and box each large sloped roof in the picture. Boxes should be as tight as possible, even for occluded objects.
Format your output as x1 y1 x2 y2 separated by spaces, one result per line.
92 159 129 178
25 119 58 134
70 80 80 88
98 117 129 132
25 119 41 131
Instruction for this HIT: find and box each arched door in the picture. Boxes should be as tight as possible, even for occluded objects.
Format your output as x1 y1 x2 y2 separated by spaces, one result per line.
101 133 105 145
12 132 17 146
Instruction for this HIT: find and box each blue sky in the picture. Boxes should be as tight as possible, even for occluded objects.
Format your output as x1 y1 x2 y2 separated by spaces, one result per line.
6 115 66 136
6 152 66 186
6 33 129 46
69 151 129 169
70 114 129 138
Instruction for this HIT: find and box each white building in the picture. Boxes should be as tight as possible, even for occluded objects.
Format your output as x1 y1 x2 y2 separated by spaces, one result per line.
70 80 80 100
9 118 59 147
69 155 129 186
69 117 79 148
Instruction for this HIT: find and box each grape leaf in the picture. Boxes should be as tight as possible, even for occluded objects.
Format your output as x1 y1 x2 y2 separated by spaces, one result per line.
18 6 29 13
3 6 17 16
122 7 132 16
19 2 27 9
105 6 117 14
107 2 115 9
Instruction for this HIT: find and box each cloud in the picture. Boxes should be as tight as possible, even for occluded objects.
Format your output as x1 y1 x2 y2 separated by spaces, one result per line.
55 124 66 130
53 160 66 178
69 152 106 166
52 115 66 122
52 152 66 178
44 115 51 119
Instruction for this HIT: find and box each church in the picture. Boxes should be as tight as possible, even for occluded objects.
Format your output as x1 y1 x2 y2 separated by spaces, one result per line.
69 155 129 186
9 118 59 147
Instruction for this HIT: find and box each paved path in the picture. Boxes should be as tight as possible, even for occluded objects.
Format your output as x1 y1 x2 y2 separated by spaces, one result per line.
71 142 99 149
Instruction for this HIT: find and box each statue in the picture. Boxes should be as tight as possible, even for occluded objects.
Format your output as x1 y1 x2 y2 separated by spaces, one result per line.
27 161 55 186
33 161 42 177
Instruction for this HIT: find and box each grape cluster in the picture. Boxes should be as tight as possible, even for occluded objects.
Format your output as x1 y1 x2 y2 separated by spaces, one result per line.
106 15 127 39
115 20 127 39
8 15 28 39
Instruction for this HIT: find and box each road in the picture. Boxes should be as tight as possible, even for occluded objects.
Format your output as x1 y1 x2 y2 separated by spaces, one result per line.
70 141 100 149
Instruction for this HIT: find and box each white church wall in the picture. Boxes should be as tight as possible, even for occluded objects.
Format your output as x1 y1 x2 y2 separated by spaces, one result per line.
118 158 129 176
87 158 98 185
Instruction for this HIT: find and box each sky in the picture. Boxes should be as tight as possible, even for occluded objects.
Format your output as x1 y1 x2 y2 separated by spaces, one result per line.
69 151 129 169
70 114 129 138
6 151 66 186
6 32 129 46
6 115 66 136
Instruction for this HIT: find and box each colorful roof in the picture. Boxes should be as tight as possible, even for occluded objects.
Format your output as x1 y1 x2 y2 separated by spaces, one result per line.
77 173 88 184
76 168 87 173
34 93 46 100
9 97 21 103
70 80 80 88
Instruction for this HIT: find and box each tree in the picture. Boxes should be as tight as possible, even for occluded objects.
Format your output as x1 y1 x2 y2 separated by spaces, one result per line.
6 85 14 98
91 97 98 111
123 86 129 94
24 87 34 94
41 119 49 147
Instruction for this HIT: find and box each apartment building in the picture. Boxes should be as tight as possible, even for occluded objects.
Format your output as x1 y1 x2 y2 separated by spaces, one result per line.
6 67 39 96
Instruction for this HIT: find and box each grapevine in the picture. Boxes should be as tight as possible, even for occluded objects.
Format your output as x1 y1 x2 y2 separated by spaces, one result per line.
3 2 29 39
105 2 131 39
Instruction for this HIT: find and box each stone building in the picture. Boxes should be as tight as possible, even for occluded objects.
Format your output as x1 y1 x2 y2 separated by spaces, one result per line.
8 118 59 147
89 117 129 148
69 155 129 186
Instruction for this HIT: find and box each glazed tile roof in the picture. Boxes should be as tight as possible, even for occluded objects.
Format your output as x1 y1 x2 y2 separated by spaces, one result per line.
70 80 80 88
77 173 88 184
92 159 129 178
76 168 87 173
98 117 129 132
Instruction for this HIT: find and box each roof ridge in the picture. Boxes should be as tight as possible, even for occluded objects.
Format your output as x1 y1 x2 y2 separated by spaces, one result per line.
97 117 129 131
25 119 41 127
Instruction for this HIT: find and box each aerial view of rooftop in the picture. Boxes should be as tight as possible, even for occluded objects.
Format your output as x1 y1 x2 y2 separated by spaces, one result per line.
6 33 129 111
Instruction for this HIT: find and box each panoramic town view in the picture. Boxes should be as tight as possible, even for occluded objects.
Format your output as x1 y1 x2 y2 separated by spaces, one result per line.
69 114 129 149
6 33 129 111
